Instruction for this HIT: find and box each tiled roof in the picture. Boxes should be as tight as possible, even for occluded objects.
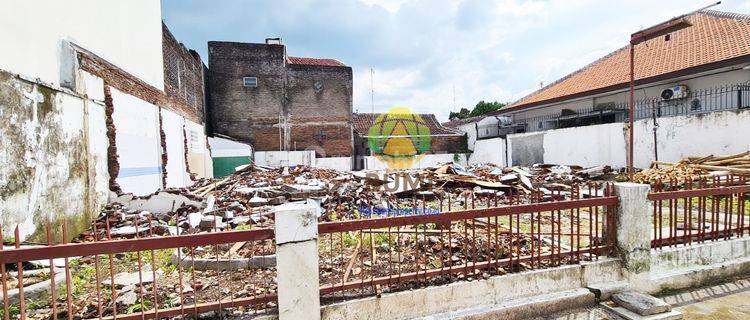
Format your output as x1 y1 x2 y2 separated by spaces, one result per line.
353 113 464 136
287 56 347 67
502 10 750 112
442 115 484 128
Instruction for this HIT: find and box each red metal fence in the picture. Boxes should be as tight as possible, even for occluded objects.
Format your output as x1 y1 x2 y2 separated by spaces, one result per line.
0 217 276 320
649 175 750 248
316 183 617 302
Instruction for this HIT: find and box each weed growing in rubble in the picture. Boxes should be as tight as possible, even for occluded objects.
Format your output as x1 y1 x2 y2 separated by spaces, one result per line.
234 224 253 231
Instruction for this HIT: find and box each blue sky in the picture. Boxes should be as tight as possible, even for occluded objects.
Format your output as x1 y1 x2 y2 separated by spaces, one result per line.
161 0 750 121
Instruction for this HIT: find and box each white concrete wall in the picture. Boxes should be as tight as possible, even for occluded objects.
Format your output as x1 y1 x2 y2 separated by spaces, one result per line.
209 136 253 158
111 88 162 195
161 108 188 188
255 150 316 167
314 157 352 171
185 119 211 179
499 109 750 168
469 137 506 167
0 0 164 89
633 109 750 168
456 123 478 151
363 154 468 170
543 122 627 168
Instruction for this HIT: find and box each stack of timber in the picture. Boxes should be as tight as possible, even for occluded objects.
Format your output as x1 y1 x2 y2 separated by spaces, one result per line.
634 151 750 184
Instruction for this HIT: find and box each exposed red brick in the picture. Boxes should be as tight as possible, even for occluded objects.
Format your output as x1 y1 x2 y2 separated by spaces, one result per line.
103 85 122 194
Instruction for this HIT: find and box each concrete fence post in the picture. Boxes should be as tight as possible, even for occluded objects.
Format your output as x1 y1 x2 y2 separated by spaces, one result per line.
274 201 321 320
612 182 652 291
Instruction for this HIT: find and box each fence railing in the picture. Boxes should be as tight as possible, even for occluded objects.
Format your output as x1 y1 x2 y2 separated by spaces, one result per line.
316 184 617 301
0 217 277 320
648 175 750 249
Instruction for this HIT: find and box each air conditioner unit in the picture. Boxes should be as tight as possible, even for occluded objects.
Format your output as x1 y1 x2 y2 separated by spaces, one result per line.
660 85 689 100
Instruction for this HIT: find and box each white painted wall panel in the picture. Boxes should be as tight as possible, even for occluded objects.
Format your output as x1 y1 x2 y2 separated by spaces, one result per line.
255 151 316 167
469 138 506 166
110 88 161 195
209 136 253 157
161 108 187 188
314 157 352 171
185 119 211 179
363 154 467 170
542 122 627 168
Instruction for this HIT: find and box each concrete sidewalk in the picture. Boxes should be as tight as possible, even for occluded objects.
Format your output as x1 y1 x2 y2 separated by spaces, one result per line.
663 277 750 320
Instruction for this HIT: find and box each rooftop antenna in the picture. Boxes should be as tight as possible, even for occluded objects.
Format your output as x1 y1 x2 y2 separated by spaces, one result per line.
370 68 375 113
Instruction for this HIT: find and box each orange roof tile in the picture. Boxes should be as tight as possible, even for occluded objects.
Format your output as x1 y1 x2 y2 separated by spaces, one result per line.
503 10 750 112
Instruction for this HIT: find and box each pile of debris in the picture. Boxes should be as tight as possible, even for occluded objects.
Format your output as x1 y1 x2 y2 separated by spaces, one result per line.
83 161 620 242
634 151 750 185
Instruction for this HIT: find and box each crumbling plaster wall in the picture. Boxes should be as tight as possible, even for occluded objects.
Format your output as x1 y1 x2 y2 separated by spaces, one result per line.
0 70 109 240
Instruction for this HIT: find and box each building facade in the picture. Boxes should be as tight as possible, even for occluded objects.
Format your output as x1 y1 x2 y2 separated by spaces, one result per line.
208 40 353 157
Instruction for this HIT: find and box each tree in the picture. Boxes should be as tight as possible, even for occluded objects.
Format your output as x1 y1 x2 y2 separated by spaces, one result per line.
448 101 506 120
448 108 471 120
469 101 505 117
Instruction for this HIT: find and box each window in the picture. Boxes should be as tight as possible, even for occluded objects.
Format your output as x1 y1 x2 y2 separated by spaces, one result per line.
243 77 258 87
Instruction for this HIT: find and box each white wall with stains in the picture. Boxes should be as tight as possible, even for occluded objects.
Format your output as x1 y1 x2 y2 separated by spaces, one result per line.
0 72 109 240
0 0 164 89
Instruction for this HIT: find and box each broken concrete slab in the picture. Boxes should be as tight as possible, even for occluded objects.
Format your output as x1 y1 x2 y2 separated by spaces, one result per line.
587 281 629 301
103 270 161 288
602 302 683 320
113 191 203 214
612 291 672 316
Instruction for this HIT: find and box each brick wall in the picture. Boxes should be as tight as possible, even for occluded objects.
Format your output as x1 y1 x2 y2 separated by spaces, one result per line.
429 135 469 154
207 41 353 156
162 23 206 121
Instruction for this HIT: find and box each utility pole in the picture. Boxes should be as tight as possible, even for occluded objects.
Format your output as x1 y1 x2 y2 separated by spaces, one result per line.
370 68 375 114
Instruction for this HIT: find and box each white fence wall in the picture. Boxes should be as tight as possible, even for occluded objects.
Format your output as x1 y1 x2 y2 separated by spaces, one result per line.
498 109 750 168
633 110 750 168
314 157 352 171
255 150 316 167
363 154 468 171
469 137 506 166
542 122 627 168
